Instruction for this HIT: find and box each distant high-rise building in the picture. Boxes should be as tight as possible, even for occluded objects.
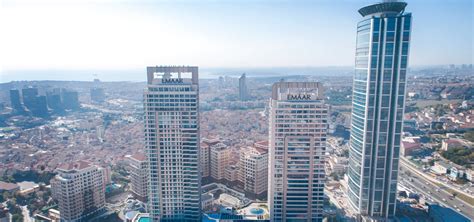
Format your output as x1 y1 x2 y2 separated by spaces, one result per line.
239 73 248 101
218 76 225 89
210 142 231 181
62 90 80 110
21 87 48 117
347 1 412 220
126 153 148 202
9 89 24 113
268 82 328 222
51 160 106 222
239 145 268 198
22 87 38 109
46 88 64 113
91 87 106 103
144 66 201 221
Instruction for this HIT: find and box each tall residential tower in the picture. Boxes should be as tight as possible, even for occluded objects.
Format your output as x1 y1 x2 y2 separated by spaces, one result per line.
144 66 201 221
268 82 328 222
347 1 412 220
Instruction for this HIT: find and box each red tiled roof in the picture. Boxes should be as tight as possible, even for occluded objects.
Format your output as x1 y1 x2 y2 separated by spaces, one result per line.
130 153 147 162
0 181 19 191
57 160 92 171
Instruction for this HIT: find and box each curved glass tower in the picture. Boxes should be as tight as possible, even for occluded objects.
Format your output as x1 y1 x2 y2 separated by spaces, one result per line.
347 0 411 220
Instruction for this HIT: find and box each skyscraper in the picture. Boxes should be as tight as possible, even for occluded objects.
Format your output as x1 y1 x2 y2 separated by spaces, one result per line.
347 1 412 220
144 66 201 221
51 160 106 222
268 82 328 222
239 73 248 101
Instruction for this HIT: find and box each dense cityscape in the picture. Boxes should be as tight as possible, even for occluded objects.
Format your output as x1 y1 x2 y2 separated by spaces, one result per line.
0 1 473 222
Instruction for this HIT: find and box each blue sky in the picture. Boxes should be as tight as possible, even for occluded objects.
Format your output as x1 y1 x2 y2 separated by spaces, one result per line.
0 0 472 71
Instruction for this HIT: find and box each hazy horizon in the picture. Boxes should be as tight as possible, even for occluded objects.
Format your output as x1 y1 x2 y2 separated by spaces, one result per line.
1 0 472 74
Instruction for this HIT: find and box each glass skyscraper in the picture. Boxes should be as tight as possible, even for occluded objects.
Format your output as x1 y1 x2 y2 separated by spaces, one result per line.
144 66 201 221
347 0 411 220
268 82 328 222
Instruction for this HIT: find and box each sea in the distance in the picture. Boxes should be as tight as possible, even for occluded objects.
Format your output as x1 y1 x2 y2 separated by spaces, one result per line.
0 67 354 83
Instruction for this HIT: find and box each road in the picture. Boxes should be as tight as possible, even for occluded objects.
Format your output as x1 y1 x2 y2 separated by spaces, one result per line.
399 164 474 220
21 205 32 222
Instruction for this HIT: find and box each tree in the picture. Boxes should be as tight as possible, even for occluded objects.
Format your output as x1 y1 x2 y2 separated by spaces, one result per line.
464 131 474 142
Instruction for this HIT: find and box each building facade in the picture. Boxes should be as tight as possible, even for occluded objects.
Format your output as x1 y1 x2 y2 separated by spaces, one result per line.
200 136 220 178
268 82 328 221
126 153 148 202
347 1 412 220
239 146 268 197
210 142 231 181
144 66 201 221
50 160 106 222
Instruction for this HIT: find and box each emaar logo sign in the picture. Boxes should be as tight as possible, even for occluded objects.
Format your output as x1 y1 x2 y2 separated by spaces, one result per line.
162 78 183 84
287 94 311 100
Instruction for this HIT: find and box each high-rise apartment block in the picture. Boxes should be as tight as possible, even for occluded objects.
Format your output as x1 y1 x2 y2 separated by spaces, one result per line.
347 1 412 220
239 145 268 198
126 153 148 202
268 82 328 222
144 66 201 221
51 160 106 222
210 142 231 181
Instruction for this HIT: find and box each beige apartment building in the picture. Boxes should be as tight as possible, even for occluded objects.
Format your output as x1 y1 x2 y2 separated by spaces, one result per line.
201 136 220 178
210 142 231 180
239 146 268 198
126 153 148 202
51 160 106 222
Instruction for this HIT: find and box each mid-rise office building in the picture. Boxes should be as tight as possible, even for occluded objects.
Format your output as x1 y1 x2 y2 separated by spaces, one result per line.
91 87 106 103
347 1 412 220
268 82 328 221
239 146 268 198
144 66 201 221
126 153 148 202
210 142 231 181
51 160 106 222
239 73 248 101
62 90 80 110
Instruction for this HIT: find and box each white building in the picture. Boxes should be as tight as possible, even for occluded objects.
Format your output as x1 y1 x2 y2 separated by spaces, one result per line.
144 66 201 221
268 82 328 221
210 142 231 180
126 153 148 201
51 160 105 222
239 146 268 197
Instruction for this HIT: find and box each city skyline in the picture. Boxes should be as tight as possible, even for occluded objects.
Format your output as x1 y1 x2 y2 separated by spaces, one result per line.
1 0 472 74
0 0 473 222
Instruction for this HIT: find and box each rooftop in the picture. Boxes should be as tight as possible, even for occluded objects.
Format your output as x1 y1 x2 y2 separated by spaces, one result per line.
57 160 93 171
129 153 147 162
358 1 407 17
0 181 19 191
